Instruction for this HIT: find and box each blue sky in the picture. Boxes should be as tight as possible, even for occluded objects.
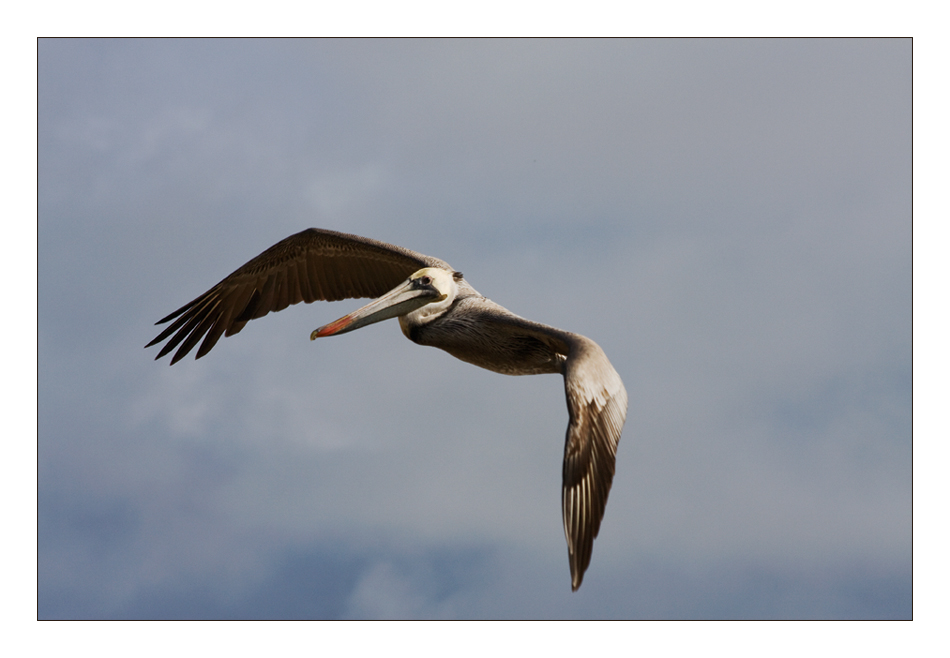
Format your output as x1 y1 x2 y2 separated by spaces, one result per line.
37 38 911 620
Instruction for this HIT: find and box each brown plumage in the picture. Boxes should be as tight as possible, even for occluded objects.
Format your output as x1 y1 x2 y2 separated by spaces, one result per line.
147 228 628 590
146 228 454 364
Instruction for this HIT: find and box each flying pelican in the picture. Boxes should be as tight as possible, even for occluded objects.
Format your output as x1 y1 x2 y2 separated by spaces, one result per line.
147 228 627 591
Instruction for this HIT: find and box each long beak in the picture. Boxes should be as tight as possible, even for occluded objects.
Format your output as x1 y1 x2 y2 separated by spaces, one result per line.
310 279 440 339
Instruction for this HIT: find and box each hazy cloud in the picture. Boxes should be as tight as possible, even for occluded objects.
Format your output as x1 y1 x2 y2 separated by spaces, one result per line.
39 38 910 619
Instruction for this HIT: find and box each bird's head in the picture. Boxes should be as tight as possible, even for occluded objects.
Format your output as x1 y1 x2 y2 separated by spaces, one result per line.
310 268 461 339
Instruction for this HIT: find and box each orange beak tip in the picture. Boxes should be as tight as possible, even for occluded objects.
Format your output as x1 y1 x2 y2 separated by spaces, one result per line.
311 316 351 340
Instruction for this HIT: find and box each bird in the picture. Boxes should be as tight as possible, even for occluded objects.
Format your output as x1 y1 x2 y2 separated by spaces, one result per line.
146 228 628 591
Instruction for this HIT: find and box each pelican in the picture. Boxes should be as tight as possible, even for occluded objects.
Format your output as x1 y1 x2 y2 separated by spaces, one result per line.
147 228 627 591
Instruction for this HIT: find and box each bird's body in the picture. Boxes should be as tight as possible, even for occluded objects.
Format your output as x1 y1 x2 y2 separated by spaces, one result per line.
147 228 627 590
403 294 565 376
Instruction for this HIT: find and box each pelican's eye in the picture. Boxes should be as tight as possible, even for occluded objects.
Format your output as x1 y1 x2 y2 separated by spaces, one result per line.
419 275 432 286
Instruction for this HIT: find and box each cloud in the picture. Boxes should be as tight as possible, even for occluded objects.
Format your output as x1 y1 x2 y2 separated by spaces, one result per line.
39 38 910 619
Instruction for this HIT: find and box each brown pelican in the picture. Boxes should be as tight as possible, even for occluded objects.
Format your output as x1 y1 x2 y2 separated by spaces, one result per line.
147 228 627 591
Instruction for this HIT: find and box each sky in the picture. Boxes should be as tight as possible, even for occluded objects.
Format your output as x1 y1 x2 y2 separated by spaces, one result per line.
37 38 911 620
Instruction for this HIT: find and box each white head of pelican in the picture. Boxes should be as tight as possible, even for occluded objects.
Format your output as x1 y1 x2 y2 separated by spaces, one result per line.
311 267 460 339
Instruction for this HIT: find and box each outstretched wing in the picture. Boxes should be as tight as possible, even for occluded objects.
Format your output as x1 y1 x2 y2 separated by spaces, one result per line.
428 307 628 591
560 335 627 591
146 228 453 364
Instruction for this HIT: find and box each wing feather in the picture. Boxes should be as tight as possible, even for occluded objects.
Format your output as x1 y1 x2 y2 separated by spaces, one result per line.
561 336 627 591
146 228 453 362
